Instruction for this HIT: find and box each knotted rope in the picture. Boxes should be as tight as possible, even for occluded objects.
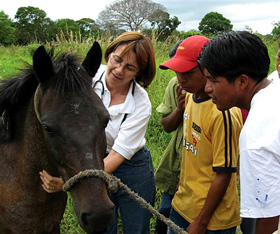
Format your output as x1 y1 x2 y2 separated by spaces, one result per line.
63 169 188 234
33 84 186 233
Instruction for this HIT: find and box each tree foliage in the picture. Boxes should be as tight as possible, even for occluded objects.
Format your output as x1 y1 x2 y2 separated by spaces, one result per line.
77 18 98 37
272 21 280 36
179 30 203 39
243 25 253 33
0 11 16 45
1 5 278 46
10 6 99 44
97 0 166 31
77 18 102 39
55 19 80 39
148 9 181 41
14 6 55 44
198 12 232 35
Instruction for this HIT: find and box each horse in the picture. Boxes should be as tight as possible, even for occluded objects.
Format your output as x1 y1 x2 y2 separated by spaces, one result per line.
0 42 114 233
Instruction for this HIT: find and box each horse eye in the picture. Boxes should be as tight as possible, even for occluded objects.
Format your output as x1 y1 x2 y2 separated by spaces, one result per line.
42 124 55 134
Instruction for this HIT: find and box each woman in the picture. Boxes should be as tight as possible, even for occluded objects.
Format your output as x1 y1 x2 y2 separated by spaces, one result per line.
40 31 156 234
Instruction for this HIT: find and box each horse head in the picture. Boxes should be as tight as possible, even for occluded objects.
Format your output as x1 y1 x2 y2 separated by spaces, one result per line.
32 42 114 233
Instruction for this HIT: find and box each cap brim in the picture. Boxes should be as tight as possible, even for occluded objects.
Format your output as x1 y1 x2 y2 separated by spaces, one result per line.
159 57 197 73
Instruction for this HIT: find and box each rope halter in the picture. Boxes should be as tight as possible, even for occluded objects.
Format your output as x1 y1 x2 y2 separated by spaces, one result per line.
34 84 42 124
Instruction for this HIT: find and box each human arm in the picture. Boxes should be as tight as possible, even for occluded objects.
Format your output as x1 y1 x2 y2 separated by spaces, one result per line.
255 216 279 234
104 149 125 174
161 84 185 133
186 172 232 234
186 108 242 233
110 85 151 160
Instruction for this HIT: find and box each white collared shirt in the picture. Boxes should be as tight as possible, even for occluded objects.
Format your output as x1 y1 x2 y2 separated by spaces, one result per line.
267 70 280 81
92 65 151 160
239 79 280 218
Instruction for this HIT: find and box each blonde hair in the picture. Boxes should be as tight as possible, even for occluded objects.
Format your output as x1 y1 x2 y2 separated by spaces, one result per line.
104 31 156 88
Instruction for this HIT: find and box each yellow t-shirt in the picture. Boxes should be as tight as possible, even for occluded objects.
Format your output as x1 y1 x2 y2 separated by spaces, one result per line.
172 94 242 230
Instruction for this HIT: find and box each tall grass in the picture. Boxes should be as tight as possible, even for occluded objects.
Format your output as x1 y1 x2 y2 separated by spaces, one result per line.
0 32 279 234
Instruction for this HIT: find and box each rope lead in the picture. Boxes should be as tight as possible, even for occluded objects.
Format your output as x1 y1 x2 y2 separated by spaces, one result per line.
63 169 188 234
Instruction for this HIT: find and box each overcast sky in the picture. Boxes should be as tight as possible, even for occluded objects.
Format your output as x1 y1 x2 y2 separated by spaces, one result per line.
1 0 280 35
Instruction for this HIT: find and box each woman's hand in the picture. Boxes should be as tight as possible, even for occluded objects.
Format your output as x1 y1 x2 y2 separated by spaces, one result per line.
39 170 64 193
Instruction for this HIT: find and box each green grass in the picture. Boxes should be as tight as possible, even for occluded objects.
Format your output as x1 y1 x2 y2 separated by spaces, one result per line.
0 36 278 233
0 44 41 78
60 195 86 233
267 39 279 73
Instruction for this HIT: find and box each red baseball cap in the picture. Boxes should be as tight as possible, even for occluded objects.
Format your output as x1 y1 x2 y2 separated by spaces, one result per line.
159 35 210 73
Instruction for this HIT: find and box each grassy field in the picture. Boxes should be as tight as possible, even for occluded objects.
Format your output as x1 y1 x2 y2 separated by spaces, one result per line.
0 35 279 234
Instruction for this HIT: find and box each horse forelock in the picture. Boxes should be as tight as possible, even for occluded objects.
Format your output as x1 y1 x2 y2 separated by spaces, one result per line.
44 53 92 95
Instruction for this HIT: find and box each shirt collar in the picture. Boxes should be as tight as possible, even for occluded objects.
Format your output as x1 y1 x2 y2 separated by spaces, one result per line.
95 70 136 115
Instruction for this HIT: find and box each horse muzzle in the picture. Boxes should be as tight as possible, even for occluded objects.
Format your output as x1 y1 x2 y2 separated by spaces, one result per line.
80 203 115 234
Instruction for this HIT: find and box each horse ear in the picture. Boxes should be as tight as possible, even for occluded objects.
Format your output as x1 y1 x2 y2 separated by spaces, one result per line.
82 41 102 78
33 46 55 84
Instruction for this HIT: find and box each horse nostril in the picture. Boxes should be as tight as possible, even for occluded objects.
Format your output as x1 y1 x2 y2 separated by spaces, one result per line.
81 212 89 227
80 207 114 233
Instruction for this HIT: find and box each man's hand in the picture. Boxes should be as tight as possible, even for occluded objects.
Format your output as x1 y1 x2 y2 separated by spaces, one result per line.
176 85 186 112
187 220 207 234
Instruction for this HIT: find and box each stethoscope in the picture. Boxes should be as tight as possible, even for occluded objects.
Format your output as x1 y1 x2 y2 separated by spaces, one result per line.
92 70 136 125
92 71 105 98
92 71 136 99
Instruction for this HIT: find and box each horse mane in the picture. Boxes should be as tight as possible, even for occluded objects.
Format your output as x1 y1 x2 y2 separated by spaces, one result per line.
0 67 38 141
45 53 92 94
0 50 92 142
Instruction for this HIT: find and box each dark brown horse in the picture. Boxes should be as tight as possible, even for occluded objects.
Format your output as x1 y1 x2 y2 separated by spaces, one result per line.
0 42 114 233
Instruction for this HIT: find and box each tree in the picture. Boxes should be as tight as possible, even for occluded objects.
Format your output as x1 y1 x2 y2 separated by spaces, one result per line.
243 25 253 33
97 0 166 31
55 19 80 39
77 18 96 32
0 11 16 45
76 18 100 38
198 12 232 35
14 6 54 44
149 9 169 29
179 30 203 39
272 21 280 36
148 9 181 41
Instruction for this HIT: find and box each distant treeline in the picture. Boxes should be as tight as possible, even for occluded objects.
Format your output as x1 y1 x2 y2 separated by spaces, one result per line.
0 4 280 46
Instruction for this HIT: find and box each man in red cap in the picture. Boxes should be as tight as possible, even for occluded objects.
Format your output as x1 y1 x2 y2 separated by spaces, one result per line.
159 35 243 234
